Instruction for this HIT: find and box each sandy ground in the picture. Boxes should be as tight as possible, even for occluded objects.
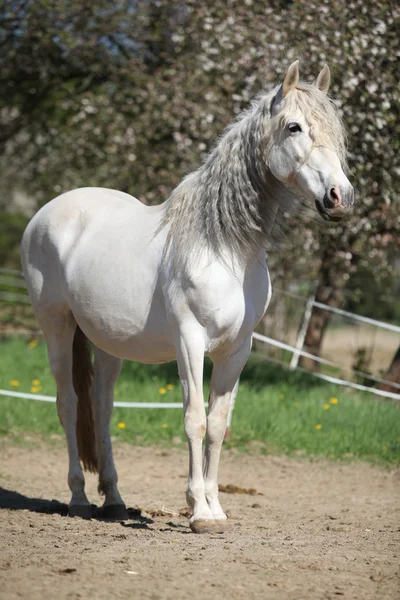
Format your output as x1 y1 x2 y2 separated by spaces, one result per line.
0 440 399 600
320 327 399 376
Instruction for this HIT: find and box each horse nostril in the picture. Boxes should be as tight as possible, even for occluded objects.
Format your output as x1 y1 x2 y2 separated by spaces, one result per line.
324 187 341 210
330 187 339 202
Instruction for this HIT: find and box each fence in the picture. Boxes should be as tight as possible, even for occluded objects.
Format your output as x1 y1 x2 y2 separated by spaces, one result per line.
1 268 399 411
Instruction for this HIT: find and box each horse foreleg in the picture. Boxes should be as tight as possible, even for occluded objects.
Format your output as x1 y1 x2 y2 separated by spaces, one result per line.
224 378 240 441
204 339 251 522
176 328 216 533
92 348 127 519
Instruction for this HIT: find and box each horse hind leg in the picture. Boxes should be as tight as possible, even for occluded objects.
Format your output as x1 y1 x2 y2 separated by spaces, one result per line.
44 311 94 518
91 346 127 519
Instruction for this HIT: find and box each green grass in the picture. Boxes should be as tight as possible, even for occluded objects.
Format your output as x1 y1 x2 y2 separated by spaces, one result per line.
0 336 399 465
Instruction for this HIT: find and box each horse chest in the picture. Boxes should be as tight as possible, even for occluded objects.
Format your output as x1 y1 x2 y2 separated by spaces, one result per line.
208 279 271 357
165 258 271 357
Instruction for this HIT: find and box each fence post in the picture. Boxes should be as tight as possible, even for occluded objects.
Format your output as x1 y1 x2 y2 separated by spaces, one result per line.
289 293 315 370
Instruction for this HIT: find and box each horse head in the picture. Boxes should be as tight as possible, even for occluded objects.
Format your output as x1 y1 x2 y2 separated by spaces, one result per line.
267 61 354 222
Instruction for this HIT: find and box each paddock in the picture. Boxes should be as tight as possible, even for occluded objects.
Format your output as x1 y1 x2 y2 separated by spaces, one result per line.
0 439 398 600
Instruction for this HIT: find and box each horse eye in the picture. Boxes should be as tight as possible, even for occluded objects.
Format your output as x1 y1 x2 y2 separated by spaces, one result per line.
288 122 302 133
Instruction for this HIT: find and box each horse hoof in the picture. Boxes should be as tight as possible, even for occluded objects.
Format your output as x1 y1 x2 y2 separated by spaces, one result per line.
189 518 227 534
101 503 128 520
69 504 92 519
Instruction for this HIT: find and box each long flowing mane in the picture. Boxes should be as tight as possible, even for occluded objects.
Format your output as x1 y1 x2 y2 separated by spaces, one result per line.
163 82 346 268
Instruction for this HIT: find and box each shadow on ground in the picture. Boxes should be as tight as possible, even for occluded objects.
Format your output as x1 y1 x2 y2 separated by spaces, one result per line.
0 487 154 524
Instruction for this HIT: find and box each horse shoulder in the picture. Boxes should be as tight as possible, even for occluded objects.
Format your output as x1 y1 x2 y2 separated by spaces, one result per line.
164 256 271 346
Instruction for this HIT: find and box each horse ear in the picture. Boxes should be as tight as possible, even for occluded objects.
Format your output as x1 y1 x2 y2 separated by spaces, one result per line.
315 64 331 93
282 60 300 96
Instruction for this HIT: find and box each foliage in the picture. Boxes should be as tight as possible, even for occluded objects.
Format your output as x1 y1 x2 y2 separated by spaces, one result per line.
0 336 399 464
0 212 28 267
0 0 399 307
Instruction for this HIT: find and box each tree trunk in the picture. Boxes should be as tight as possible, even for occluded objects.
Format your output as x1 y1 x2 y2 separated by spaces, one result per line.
378 344 400 393
300 246 347 370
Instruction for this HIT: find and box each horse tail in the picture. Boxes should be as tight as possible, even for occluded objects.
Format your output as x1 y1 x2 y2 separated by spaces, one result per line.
72 325 98 473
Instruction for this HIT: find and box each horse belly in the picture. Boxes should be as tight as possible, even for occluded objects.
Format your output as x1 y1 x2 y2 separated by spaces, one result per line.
68 286 177 363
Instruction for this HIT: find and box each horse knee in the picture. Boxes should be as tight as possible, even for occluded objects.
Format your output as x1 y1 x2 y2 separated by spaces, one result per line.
184 409 207 441
207 410 228 443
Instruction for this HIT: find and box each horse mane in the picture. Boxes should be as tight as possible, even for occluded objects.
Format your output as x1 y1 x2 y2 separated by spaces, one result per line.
162 81 347 269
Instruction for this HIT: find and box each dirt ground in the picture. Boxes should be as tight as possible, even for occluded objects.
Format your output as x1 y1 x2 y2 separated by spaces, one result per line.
0 440 399 600
321 327 398 376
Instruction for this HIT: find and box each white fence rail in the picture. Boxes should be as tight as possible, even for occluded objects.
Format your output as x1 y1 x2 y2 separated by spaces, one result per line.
311 300 400 333
252 332 400 400
0 388 189 409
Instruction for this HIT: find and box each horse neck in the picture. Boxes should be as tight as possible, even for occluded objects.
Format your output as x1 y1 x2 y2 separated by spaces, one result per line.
166 106 286 269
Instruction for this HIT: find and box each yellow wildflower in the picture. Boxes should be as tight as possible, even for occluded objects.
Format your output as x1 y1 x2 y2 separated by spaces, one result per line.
162 423 168 429
166 384 174 390
279 393 284 399
9 380 20 387
294 402 300 408
383 446 387 452
28 340 38 349
323 403 330 410
330 397 339 405
30 386 42 393
32 379 41 386
315 424 323 430
159 388 167 395
118 422 126 429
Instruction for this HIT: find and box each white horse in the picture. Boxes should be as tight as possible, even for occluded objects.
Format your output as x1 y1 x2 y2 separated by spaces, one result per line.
21 61 353 533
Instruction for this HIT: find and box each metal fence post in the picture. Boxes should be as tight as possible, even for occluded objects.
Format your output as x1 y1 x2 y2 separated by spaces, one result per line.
289 293 315 370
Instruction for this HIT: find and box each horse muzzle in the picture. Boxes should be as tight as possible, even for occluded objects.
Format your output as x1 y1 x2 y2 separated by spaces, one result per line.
315 185 354 222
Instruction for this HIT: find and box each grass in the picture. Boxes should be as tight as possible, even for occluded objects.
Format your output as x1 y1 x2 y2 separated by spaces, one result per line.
0 336 399 465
